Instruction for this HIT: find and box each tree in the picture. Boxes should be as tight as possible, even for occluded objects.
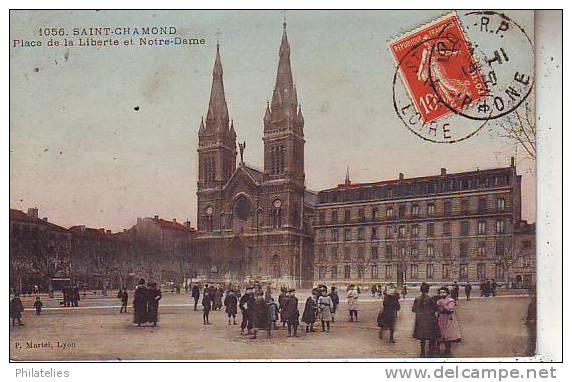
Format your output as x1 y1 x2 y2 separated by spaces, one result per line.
500 99 536 160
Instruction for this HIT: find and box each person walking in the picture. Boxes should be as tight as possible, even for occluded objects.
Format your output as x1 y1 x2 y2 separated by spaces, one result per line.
72 284 80 307
436 287 462 357
133 279 148 327
328 286 340 323
146 282 162 327
9 293 25 326
208 285 217 311
401 284 408 300
214 286 223 311
202 289 212 325
302 291 318 333
250 290 270 339
239 287 255 335
282 289 300 337
34 296 43 316
464 283 472 301
318 287 333 332
347 284 359 322
120 288 128 313
267 297 279 330
491 279 498 297
191 283 201 311
377 287 400 343
412 283 440 357
278 286 287 328
224 289 238 325
450 281 460 301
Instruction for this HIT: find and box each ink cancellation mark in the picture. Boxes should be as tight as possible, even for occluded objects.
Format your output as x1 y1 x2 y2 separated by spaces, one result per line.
389 11 533 144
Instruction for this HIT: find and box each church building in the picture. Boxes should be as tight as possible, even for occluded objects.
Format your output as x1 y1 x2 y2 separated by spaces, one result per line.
194 22 316 287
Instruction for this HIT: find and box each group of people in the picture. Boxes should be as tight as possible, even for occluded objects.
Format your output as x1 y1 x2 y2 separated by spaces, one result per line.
61 285 81 307
132 279 162 327
373 282 463 357
479 279 498 297
194 283 341 339
301 286 339 333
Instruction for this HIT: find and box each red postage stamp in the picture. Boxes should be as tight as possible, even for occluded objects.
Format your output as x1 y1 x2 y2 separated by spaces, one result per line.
390 12 488 124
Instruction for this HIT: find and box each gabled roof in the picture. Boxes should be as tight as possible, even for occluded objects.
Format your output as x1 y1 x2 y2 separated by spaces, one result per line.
224 163 263 189
243 165 264 184
145 217 193 232
10 208 69 232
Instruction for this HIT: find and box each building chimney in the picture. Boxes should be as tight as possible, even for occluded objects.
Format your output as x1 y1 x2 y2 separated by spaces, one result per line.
42 217 48 222
137 217 142 224
398 172 404 180
184 220 191 229
106 230 111 234
441 168 447 176
154 215 159 221
510 156 515 167
172 218 177 223
27 207 38 219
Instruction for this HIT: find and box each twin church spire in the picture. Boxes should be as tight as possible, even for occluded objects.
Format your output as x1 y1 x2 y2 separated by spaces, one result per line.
199 22 304 140
198 21 305 188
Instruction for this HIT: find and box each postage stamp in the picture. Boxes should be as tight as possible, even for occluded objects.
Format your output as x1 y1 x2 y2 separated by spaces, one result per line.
390 10 535 143
389 12 488 124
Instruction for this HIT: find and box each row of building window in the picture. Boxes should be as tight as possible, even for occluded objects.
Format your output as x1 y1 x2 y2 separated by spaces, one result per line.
203 157 217 184
269 145 286 175
316 240 507 262
317 197 507 224
318 173 513 203
317 263 506 280
316 219 508 242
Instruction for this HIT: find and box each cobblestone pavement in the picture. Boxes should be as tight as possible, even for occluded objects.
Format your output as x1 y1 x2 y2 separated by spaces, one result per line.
9 290 531 361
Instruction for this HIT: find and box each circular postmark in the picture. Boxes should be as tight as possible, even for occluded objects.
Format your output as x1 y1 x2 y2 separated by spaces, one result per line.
428 11 534 121
390 11 534 143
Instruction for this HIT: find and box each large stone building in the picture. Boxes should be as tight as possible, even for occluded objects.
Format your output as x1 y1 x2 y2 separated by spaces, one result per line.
120 216 195 286
194 23 316 287
9 208 72 293
313 161 527 286
511 220 536 288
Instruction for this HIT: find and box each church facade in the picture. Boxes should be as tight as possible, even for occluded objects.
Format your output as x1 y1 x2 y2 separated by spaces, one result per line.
194 23 316 287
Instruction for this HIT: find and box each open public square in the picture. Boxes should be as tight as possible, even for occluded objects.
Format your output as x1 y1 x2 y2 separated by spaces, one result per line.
9 288 531 361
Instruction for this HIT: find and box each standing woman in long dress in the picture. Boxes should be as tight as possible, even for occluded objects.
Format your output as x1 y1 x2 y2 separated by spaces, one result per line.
377 287 400 343
133 279 148 326
147 281 162 326
436 286 462 357
301 292 318 333
412 282 440 357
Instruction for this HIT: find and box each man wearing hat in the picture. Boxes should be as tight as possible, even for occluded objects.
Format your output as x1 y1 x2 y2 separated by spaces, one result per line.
239 286 255 335
377 286 400 343
281 288 300 337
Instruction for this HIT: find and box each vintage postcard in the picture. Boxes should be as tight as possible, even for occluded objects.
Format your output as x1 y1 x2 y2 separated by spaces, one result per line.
8 9 561 363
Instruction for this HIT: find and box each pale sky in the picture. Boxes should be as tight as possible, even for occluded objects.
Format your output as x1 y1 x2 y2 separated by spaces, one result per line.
9 10 536 231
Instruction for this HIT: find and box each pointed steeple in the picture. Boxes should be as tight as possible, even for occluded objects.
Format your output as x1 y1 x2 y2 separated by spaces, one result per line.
264 101 271 127
270 22 297 123
229 119 236 139
296 104 304 125
199 116 205 134
205 43 229 131
345 167 351 185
